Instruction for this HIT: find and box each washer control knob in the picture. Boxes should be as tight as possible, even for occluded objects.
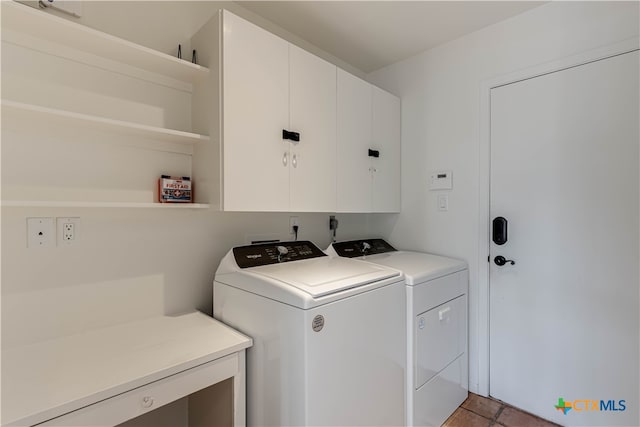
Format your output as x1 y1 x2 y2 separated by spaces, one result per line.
276 245 289 262
277 246 288 255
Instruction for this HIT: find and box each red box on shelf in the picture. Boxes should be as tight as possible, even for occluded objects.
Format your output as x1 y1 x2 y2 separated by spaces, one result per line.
158 175 192 203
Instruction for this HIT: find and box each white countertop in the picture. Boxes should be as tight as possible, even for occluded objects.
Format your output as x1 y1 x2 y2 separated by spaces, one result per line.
2 312 252 427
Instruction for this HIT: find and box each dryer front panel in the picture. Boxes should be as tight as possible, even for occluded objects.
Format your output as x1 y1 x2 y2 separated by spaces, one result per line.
415 294 466 389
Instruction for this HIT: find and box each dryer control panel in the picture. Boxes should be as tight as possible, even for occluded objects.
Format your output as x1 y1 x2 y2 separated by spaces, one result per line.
331 239 397 258
233 241 326 268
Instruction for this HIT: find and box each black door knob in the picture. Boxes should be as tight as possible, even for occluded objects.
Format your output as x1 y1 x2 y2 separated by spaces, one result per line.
494 255 515 266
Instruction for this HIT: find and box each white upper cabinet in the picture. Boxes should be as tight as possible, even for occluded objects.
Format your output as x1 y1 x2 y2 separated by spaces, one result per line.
289 45 337 212
372 86 401 212
195 10 399 213
221 11 337 212
222 10 290 211
337 71 401 213
337 69 374 212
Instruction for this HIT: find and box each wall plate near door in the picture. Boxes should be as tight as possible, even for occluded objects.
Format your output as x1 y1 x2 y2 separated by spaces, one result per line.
430 171 453 190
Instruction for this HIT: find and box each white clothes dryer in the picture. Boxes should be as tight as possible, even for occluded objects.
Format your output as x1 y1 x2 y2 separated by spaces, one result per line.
214 240 406 426
327 239 469 427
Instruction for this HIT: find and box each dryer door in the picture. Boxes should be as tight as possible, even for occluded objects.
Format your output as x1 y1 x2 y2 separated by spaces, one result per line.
415 294 466 389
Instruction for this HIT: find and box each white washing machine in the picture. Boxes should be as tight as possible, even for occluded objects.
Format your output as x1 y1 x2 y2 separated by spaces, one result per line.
214 240 406 426
327 239 468 427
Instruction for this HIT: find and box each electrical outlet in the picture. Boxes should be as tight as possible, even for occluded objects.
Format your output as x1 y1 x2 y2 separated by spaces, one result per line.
57 217 81 246
289 216 299 235
27 217 54 248
63 223 75 241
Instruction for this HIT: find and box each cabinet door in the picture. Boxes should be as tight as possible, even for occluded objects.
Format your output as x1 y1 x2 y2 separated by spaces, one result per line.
289 45 337 212
336 69 372 212
222 11 289 211
371 87 401 212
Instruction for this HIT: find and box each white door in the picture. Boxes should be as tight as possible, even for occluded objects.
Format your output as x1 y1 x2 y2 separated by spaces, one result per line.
289 45 337 212
222 11 289 211
490 51 639 426
337 69 373 212
372 86 401 213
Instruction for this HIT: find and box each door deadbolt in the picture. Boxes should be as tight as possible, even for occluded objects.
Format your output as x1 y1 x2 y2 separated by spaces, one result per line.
493 217 508 245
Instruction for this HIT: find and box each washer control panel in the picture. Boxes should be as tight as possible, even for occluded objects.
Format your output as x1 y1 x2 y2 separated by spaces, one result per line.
331 239 397 258
233 241 326 268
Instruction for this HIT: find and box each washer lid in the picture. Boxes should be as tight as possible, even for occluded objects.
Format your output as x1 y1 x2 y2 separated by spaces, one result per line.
250 256 400 298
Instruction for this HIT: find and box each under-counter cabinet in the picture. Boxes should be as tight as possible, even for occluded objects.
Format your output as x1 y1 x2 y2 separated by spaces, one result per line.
1 313 252 427
202 10 336 212
337 70 401 213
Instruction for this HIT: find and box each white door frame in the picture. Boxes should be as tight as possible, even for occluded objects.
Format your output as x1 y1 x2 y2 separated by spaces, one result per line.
476 36 640 397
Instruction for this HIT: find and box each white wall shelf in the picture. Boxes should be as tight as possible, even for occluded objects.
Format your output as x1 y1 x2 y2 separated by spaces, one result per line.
1 1 209 84
2 100 210 152
1 201 210 209
2 2 209 210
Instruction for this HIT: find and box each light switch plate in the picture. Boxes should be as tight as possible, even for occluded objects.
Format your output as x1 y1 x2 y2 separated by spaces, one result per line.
438 194 449 212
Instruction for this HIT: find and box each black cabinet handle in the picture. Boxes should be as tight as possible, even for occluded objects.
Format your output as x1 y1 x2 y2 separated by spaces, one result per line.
368 149 380 158
282 130 300 142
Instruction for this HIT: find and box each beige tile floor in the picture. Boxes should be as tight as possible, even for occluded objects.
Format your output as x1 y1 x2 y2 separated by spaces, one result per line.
443 393 561 427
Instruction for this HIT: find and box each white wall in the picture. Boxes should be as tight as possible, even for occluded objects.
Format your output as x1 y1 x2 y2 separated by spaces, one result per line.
1 1 376 349
367 1 639 394
1 209 372 347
